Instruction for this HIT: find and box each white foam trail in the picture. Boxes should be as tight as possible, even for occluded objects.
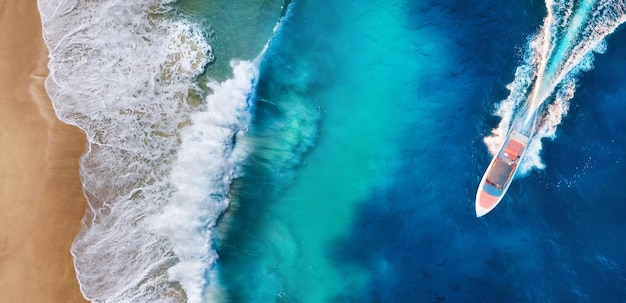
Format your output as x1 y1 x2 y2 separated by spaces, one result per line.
37 0 258 302
485 0 626 173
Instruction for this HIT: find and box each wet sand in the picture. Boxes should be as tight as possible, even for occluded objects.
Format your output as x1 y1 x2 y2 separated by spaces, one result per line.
0 1 88 302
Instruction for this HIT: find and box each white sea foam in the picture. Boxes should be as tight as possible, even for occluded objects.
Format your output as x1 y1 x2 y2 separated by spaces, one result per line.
150 60 258 302
485 0 626 174
38 0 256 302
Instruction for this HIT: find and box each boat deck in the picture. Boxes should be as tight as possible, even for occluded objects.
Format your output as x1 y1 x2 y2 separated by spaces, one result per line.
475 131 530 217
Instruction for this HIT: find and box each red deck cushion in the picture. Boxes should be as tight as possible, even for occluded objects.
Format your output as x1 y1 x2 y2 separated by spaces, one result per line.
504 139 523 160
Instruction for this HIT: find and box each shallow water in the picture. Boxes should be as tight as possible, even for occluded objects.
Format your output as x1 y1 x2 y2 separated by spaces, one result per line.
218 0 626 302
38 0 626 301
39 0 281 301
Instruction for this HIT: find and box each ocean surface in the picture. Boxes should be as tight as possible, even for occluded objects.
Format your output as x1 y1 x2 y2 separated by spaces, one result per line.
37 0 626 302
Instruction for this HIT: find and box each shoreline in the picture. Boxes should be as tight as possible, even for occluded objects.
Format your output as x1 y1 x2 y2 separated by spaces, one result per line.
0 1 88 302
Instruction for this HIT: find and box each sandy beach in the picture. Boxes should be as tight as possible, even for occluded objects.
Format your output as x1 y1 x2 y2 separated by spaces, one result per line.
0 1 88 302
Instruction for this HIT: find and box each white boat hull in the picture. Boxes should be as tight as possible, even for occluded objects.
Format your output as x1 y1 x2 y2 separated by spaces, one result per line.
475 131 529 217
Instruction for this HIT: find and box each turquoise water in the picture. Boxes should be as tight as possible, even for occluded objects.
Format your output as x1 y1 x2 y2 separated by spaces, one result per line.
40 0 626 301
217 0 626 302
176 0 286 80
216 0 455 300
216 0 537 301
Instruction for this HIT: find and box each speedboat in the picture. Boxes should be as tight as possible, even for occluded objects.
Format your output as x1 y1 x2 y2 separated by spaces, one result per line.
475 130 529 217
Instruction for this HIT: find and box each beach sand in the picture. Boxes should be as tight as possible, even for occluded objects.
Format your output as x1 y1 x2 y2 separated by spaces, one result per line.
0 1 88 302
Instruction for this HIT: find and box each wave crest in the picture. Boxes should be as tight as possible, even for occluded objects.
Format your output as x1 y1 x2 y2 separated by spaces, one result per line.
38 0 254 302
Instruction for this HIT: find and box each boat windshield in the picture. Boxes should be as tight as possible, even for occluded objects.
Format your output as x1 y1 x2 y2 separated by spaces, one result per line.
486 159 513 189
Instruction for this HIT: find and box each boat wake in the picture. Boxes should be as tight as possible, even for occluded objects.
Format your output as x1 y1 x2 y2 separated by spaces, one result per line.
485 0 626 174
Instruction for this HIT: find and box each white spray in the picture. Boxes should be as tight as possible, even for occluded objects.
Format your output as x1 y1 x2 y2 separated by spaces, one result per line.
38 0 258 302
485 0 626 174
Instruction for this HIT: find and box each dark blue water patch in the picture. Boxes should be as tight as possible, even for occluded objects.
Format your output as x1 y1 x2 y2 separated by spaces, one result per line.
325 1 626 302
545 22 626 209
402 0 546 140
403 0 544 83
216 0 626 301
329 160 556 302
530 23 626 302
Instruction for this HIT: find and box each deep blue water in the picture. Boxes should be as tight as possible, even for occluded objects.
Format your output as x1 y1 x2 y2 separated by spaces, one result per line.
215 0 626 302
41 0 626 301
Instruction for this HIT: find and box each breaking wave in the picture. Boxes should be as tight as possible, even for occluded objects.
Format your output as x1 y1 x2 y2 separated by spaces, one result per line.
38 0 258 302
